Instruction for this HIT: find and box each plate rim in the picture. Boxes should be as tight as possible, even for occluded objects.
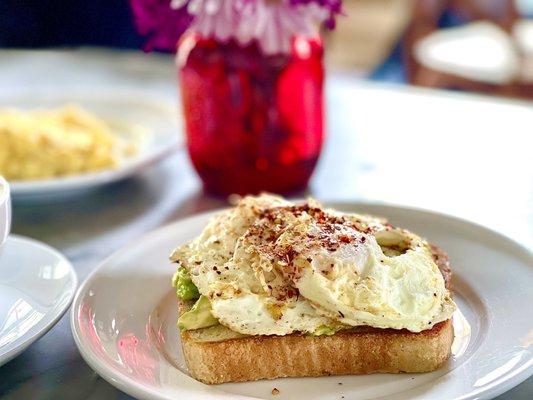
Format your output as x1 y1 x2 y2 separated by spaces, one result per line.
0 234 78 366
70 201 533 400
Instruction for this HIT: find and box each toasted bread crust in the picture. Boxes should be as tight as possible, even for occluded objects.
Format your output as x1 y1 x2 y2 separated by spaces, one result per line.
181 319 453 384
178 245 455 384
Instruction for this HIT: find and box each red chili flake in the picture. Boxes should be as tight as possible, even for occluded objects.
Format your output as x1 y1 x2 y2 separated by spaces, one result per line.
339 235 351 243
360 236 366 243
284 246 298 265
286 287 300 298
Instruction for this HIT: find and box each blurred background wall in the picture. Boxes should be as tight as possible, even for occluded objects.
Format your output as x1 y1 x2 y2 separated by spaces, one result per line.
0 0 143 49
1 0 533 98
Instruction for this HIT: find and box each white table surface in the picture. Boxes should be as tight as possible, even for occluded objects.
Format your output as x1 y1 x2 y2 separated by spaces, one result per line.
0 49 531 399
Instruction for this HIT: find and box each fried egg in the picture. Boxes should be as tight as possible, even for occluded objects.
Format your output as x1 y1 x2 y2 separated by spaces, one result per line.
171 194 456 335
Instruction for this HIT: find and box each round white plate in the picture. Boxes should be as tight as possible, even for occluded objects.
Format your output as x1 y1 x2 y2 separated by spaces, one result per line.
0 235 77 366
0 88 183 200
71 203 533 400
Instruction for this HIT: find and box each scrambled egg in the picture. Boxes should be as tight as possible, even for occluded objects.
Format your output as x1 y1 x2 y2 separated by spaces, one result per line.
171 194 456 335
0 105 135 180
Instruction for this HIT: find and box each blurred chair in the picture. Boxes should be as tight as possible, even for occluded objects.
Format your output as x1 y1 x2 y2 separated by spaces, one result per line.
403 0 533 98
326 0 414 72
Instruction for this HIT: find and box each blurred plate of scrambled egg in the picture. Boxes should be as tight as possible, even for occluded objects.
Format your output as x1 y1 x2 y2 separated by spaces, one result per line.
0 88 182 200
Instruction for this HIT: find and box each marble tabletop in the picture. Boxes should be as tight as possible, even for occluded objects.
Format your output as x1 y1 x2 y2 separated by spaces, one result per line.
0 49 531 399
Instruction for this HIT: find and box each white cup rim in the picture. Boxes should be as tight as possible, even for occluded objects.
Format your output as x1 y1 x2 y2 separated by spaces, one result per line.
0 176 10 205
0 175 10 251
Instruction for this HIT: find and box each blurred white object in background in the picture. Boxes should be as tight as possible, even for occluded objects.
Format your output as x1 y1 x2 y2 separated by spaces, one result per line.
513 19 533 81
515 0 533 16
414 22 520 84
414 18 533 88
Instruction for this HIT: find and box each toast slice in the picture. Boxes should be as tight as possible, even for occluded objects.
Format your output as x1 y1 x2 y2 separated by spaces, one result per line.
178 246 455 384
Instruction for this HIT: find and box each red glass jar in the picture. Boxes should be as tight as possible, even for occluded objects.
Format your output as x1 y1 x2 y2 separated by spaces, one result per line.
177 33 324 196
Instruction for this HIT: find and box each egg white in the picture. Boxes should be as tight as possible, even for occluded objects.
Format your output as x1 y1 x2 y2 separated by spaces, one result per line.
171 194 456 335
171 194 335 335
295 231 455 332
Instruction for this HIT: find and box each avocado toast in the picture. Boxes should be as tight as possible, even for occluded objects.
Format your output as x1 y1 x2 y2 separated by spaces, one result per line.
170 194 455 384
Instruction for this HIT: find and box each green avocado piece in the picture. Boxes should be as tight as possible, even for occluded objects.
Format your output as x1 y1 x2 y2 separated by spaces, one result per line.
172 267 200 300
178 295 219 331
310 325 340 336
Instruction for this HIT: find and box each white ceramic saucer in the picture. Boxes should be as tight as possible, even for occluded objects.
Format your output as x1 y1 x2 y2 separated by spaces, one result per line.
71 203 533 400
0 235 77 366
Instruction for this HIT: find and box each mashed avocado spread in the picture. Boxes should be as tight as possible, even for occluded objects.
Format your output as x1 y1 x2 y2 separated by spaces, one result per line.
178 295 219 331
172 267 200 300
173 267 218 330
310 325 340 336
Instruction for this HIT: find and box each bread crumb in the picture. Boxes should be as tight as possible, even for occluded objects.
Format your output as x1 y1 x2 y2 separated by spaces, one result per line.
272 388 280 395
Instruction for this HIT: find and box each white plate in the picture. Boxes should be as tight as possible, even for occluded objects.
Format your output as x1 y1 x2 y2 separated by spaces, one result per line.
0 235 77 366
71 203 533 400
0 88 183 200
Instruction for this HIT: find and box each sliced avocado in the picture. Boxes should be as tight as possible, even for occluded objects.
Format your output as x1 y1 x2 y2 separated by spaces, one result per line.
172 267 200 300
309 325 340 336
178 295 219 331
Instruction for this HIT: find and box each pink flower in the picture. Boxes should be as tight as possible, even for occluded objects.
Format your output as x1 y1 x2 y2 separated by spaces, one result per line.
130 0 193 51
131 0 342 54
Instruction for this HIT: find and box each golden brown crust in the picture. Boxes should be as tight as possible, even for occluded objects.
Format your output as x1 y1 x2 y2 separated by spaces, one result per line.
181 319 454 384
178 244 455 384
